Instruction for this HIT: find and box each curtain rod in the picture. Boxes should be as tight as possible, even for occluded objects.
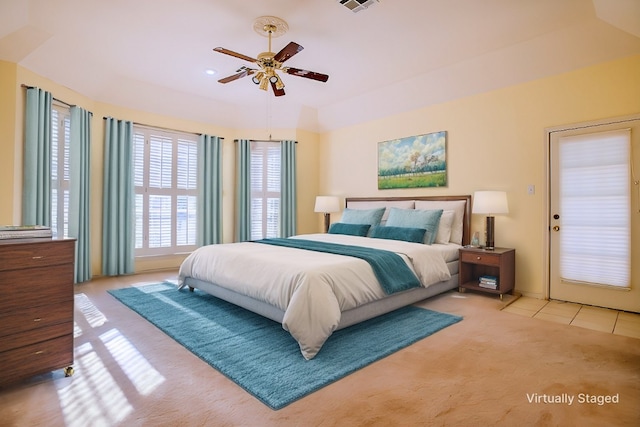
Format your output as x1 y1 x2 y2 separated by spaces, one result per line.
21 84 78 109
103 116 224 139
234 139 297 143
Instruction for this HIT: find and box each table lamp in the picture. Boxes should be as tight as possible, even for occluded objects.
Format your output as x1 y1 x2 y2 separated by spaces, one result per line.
472 191 509 250
314 196 340 233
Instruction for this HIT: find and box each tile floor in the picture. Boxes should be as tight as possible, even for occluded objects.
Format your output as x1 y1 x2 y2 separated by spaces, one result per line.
502 297 640 339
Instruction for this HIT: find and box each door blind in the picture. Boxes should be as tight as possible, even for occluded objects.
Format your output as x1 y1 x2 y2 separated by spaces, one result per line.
558 129 631 288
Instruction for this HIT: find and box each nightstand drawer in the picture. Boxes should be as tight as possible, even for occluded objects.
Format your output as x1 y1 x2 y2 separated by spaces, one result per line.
460 251 501 266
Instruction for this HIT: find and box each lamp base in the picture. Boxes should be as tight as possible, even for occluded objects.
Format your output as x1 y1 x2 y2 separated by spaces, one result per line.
323 213 331 233
485 216 495 250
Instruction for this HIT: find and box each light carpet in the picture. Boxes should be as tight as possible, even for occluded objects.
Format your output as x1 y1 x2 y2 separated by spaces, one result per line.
108 282 462 410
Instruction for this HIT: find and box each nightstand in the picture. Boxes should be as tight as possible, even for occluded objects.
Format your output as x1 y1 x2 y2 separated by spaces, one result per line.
458 247 515 300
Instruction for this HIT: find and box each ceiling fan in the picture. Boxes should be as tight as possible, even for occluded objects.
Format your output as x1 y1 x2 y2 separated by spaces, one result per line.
214 16 329 97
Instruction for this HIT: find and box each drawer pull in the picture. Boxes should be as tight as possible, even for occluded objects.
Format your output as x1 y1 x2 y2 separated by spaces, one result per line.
34 350 44 355
33 317 42 322
31 256 44 260
476 256 481 260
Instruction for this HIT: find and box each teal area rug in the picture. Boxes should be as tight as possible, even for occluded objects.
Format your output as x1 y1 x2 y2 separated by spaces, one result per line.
108 282 462 410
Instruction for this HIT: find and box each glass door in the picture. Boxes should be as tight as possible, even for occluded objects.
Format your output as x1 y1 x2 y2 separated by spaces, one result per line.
548 117 640 312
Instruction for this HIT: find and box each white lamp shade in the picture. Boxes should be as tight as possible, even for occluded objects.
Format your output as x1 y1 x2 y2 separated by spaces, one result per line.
472 191 509 215
314 196 341 213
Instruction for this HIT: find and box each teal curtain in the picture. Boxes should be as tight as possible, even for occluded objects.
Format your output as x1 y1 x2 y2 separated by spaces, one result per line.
198 135 222 246
280 140 297 237
102 118 134 276
69 107 92 283
235 139 251 242
23 88 52 226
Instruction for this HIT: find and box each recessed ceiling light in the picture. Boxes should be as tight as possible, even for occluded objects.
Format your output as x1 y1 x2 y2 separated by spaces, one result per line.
205 69 216 76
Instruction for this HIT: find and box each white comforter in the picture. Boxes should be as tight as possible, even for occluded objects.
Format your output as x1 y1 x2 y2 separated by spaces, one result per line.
178 233 452 359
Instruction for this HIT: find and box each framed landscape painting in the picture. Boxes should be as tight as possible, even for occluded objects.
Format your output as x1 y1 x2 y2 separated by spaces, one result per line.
378 131 447 189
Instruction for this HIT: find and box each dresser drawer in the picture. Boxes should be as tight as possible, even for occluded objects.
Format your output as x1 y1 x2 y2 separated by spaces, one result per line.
0 264 73 312
0 239 75 272
0 321 72 352
460 251 501 266
0 303 73 340
0 334 73 385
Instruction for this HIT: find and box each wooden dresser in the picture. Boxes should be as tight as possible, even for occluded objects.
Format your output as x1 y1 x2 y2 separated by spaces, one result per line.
0 238 76 386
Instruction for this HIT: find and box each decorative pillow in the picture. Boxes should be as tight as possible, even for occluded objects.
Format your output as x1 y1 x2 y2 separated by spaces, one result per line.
385 208 443 244
435 210 455 244
328 223 371 237
370 226 426 243
339 208 385 227
346 200 414 224
415 200 466 245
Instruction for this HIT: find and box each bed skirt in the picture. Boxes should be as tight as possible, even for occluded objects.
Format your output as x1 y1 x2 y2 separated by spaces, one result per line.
182 273 459 331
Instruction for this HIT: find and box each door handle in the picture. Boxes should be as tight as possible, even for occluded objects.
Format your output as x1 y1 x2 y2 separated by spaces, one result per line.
553 226 560 231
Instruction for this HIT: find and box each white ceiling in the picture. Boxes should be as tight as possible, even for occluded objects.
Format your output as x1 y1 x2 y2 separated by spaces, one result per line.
1 0 639 132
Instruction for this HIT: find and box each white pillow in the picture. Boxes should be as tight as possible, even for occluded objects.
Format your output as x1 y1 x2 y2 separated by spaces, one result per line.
414 200 466 245
435 210 455 244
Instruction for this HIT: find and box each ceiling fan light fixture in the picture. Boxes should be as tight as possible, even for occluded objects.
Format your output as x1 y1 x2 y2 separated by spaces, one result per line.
275 77 285 90
259 78 269 91
252 71 265 84
269 75 279 84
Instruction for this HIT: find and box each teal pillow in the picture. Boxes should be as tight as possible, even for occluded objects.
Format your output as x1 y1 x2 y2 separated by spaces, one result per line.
340 208 385 227
370 226 426 243
385 208 443 244
328 223 371 237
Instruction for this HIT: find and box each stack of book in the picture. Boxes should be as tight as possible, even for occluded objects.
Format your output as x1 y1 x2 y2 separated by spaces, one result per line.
478 275 498 290
0 225 52 240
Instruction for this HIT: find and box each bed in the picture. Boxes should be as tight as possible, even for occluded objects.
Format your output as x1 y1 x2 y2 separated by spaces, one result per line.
178 195 471 360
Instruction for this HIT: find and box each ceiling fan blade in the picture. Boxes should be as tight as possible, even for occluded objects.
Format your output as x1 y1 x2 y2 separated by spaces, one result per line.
213 47 258 63
273 42 304 63
284 67 329 82
271 81 286 97
218 68 255 84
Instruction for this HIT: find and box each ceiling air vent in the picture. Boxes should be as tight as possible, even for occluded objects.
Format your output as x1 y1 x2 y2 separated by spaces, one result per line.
338 0 379 13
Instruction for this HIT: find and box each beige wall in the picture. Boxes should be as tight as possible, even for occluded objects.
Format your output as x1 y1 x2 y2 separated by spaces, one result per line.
1 62 321 275
319 54 640 298
0 61 18 225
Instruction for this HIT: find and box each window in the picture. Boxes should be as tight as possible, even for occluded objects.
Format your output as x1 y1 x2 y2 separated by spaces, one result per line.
251 141 281 240
133 126 198 256
51 102 70 239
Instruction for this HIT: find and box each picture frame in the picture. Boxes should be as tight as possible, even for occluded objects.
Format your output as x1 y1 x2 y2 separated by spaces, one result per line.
377 131 447 189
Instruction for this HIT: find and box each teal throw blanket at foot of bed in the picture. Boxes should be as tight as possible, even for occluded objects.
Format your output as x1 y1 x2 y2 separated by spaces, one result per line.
254 238 420 294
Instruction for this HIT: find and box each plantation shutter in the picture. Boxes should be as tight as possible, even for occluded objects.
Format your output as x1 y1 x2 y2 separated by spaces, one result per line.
148 135 173 248
133 133 145 249
176 139 197 246
133 126 198 256
558 129 631 288
251 141 281 240
51 105 71 239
